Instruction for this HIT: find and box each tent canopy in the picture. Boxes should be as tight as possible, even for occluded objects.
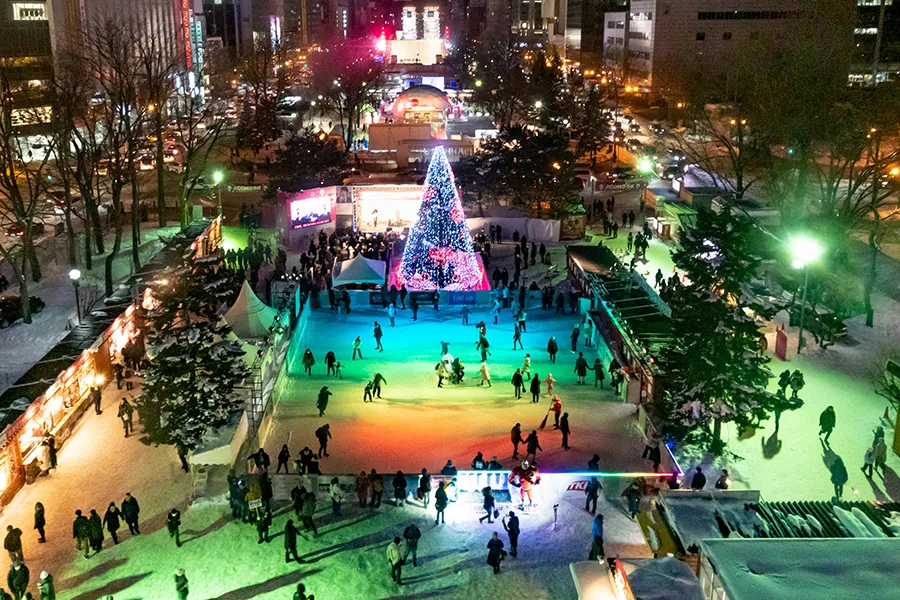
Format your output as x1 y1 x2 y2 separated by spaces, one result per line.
332 254 386 287
223 281 279 341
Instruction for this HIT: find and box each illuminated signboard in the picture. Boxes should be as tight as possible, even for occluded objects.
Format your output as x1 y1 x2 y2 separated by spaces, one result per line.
286 188 336 229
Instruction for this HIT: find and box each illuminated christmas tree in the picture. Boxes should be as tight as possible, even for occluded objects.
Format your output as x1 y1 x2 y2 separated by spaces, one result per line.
397 147 483 290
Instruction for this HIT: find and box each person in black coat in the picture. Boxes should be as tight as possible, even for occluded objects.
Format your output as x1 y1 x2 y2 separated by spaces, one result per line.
529 374 541 403
277 445 291 473
167 508 182 547
690 467 706 490
122 493 140 535
284 519 301 563
511 370 524 399
6 562 27 600
3 526 22 563
486 532 505 574
102 502 122 545
502 511 520 557
478 487 496 524
73 510 90 558
88 510 104 553
392 471 408 506
34 502 46 543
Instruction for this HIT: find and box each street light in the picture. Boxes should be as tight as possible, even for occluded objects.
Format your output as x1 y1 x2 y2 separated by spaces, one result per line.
534 100 543 109
790 236 823 354
212 170 224 218
69 269 82 324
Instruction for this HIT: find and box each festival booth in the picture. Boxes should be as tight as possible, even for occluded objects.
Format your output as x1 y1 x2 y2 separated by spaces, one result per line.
331 255 386 288
223 281 280 341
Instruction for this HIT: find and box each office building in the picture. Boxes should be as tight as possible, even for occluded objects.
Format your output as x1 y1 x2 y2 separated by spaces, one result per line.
851 0 900 85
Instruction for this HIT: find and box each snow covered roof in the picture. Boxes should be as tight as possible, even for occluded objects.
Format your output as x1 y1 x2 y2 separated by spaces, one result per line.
223 281 279 341
331 254 386 287
621 557 703 600
659 490 762 552
701 538 900 600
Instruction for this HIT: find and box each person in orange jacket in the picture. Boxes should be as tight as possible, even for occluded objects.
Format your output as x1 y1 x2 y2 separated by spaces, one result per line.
508 460 541 510
550 396 563 429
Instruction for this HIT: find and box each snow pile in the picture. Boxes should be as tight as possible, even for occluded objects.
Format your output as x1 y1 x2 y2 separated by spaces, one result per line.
886 511 900 536
850 507 886 538
832 506 875 538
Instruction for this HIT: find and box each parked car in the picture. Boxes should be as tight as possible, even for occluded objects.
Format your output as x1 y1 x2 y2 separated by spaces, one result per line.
5 220 45 237
660 165 683 180
0 296 46 328
627 138 643 152
649 122 666 136
629 122 641 133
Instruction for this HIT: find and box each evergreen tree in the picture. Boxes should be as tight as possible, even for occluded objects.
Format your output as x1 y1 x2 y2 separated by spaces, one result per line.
397 147 482 290
657 209 776 453
137 256 249 451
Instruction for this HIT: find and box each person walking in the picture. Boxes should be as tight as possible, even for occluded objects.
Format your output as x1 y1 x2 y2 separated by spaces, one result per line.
3 526 22 564
73 510 90 558
324 351 337 377
174 568 189 600
373 321 384 352
352 336 363 360
622 480 642 519
102 502 122 545
418 469 432 508
355 471 370 507
370 470 385 508
122 493 140 535
6 562 28 600
510 423 525 459
521 354 532 379
167 507 182 547
88 509 103 554
560 412 571 450
410 297 419 320
549 395 563 429
363 380 374 403
491 298 501 325
329 477 343 517
861 447 876 478
315 424 331 458
117 398 134 437
316 386 332 417
400 285 408 309
284 519 301 563
461 306 472 325
511 369 524 399
392 471 408 506
570 326 580 352
276 444 291 474
588 514 605 560
529 374 541 403
386 537 406 585
34 502 46 543
524 430 542 461
478 362 492 387
436 360 448 388
388 303 396 327
486 532 505 574
372 373 387 398
37 570 54 600
403 524 421 567
819 406 836 444
592 358 605 388
544 373 556 396
256 506 271 543
302 349 315 376
502 511 520 558
300 491 319 536
574 352 589 385
91 385 102 415
479 487 496 524
512 324 524 350
585 477 601 515
435 481 448 524
690 467 706 490
831 456 848 500
875 437 888 475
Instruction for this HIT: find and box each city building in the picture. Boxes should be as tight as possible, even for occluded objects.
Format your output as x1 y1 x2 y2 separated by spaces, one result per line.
851 0 900 85
601 0 855 92
204 0 285 59
0 0 54 133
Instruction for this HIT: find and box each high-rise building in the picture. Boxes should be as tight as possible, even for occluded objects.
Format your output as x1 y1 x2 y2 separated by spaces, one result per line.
851 0 900 85
0 0 54 133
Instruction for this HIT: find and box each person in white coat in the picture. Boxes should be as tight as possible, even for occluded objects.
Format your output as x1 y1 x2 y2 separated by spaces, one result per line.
521 354 531 379
479 362 492 387
329 477 343 517
386 536 407 584
387 303 396 327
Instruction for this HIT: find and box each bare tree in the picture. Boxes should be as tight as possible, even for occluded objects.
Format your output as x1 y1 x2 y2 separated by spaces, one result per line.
236 36 287 151
0 61 57 323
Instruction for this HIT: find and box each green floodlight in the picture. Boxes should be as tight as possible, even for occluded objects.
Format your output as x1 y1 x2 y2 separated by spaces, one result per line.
637 156 654 173
790 236 823 270
212 170 224 185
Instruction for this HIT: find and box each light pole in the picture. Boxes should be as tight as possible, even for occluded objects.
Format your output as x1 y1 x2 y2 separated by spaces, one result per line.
69 269 82 324
212 170 224 218
790 236 823 354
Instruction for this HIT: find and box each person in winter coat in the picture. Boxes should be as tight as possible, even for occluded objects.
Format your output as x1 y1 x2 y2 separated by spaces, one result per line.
253 447 271 471
488 456 503 470
3 527 22 563
284 519 301 563
418 469 432 507
373 321 384 352
524 431 542 459
690 467 706 491
256 506 271 543
117 398 134 437
529 374 541 403
277 444 291 473
502 511 520 557
355 471 370 507
508 423 525 459
434 481 448 524
73 510 90 558
875 438 888 475
316 386 332 417
486 532 505 574
574 353 589 385
329 477 343 517
547 337 558 363
325 351 337 376
372 373 387 398
436 361 448 387
102 502 122 544
392 472 408 506
369 470 385 508
521 354 531 379
560 412 571 450
478 362 492 387
388 303 397 327
6 563 27 600
166 508 182 547
122 493 140 535
592 359 605 388
479 487 496 523
88 509 104 553
512 324 524 350
352 336 363 360
861 447 876 478
302 349 315 376
544 373 556 396
819 406 836 444
441 460 458 476
511 369 524 399
588 514 605 560
831 456 849 500
471 452 486 470
585 477 601 515
622 480 642 518
550 396 563 429
315 424 331 458
37 571 54 600
174 568 189 600
403 524 422 567
386 537 406 584
715 470 730 490
570 326 580 352
34 502 45 543
300 491 318 535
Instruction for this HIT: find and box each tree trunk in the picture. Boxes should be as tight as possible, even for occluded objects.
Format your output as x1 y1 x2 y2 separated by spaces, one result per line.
83 223 93 270
711 418 723 454
130 167 142 270
105 202 122 297
155 111 166 227
65 207 77 267
86 194 105 254
865 227 878 327
26 241 41 283
16 263 31 325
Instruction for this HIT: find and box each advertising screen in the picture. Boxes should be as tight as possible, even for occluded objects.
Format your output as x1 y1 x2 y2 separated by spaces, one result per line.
287 188 336 229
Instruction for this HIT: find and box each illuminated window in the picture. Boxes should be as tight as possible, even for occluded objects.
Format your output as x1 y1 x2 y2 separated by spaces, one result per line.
855 27 878 35
13 3 47 20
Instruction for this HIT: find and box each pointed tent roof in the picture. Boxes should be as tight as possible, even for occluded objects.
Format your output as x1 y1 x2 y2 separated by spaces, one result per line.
223 280 279 341
332 254 386 287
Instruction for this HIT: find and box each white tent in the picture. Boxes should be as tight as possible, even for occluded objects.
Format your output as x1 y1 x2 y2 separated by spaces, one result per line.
331 254 386 287
223 280 279 341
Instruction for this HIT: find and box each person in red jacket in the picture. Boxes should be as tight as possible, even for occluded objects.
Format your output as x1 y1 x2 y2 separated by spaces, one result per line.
508 461 541 510
550 396 562 429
